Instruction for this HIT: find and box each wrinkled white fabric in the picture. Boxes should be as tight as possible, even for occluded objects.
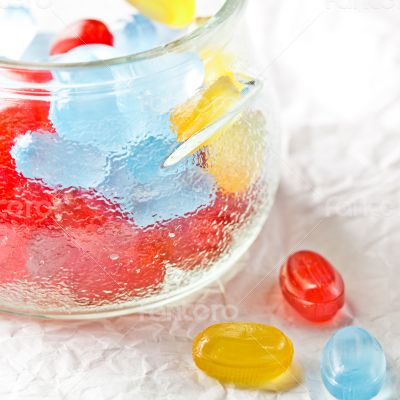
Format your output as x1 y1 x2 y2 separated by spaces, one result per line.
1 0 400 398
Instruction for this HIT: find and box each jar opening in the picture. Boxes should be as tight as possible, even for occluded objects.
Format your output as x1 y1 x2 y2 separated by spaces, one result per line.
0 0 246 71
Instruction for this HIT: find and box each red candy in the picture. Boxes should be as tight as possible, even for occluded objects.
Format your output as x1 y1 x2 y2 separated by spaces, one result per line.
50 189 125 230
0 67 52 84
50 19 114 56
0 95 167 302
0 92 250 305
0 96 123 229
27 222 167 304
165 193 248 270
279 250 345 322
0 224 30 284
0 96 55 227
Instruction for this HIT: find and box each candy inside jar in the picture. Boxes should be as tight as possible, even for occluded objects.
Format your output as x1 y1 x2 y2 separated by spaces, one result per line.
0 0 279 317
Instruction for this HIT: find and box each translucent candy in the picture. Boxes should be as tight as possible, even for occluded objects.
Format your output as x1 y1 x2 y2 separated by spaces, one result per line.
206 112 266 193
0 97 55 227
165 193 247 270
26 221 167 304
113 14 159 55
192 323 294 387
171 76 241 143
0 5 36 59
100 129 215 227
49 44 144 154
43 45 208 223
112 14 186 56
321 327 386 400
50 19 114 56
0 225 29 284
0 96 122 230
170 75 263 193
50 45 203 147
201 49 237 85
11 131 108 189
126 0 195 28
280 250 345 322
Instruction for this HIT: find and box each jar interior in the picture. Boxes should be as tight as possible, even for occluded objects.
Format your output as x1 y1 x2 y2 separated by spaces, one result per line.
0 0 280 318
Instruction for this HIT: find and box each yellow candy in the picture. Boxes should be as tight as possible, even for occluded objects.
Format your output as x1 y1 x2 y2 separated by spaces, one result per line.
170 75 241 143
192 323 294 387
125 0 195 28
201 48 236 85
171 74 266 194
207 112 266 194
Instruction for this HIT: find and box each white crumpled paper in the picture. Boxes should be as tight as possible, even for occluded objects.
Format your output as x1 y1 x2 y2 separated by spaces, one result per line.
1 0 400 398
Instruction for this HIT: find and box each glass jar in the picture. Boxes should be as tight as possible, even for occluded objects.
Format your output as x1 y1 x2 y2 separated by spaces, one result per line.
0 0 280 318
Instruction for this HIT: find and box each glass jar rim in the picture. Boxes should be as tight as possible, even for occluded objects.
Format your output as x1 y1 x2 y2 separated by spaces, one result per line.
0 0 245 71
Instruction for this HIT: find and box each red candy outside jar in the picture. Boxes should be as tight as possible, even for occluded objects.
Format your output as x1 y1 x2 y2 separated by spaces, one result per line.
50 19 114 56
279 250 345 322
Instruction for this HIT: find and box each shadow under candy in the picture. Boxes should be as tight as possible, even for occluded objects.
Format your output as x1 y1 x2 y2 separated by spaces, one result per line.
261 360 304 392
220 359 304 393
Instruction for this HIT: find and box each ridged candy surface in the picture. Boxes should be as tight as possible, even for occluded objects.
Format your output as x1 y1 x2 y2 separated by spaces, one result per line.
50 19 114 56
280 250 345 322
321 327 386 400
193 323 294 386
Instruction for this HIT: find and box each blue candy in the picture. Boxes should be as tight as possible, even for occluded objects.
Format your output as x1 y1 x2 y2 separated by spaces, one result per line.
0 5 36 59
49 44 147 153
44 43 208 223
100 125 215 227
113 14 187 57
321 327 386 400
113 14 159 55
13 112 215 224
11 131 108 189
50 44 204 150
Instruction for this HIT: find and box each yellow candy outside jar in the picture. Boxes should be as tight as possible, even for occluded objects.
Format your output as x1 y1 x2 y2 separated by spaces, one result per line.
125 0 195 28
192 322 294 387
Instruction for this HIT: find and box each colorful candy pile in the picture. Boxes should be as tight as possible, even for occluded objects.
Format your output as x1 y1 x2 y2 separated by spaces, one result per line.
0 1 267 305
193 251 388 399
